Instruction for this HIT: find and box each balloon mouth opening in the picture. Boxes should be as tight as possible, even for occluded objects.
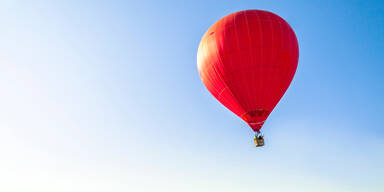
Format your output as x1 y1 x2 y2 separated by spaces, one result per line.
248 121 265 132
241 109 270 132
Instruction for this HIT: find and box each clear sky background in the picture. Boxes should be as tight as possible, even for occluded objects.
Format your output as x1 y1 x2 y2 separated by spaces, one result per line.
0 0 383 191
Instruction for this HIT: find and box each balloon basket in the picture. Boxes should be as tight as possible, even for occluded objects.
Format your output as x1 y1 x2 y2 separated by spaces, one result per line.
254 134 264 147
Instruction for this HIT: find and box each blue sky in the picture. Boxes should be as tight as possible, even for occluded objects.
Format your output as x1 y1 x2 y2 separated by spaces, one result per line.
0 0 383 191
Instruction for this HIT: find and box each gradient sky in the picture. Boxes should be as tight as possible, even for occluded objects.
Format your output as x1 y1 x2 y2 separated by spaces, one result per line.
0 0 383 192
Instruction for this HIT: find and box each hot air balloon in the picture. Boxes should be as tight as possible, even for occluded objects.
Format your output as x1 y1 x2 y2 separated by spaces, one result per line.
197 10 299 147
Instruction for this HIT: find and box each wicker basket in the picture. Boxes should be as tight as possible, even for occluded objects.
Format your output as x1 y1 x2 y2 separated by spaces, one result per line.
254 136 264 147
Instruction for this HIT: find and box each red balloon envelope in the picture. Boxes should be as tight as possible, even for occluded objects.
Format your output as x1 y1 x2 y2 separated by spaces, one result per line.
197 10 299 132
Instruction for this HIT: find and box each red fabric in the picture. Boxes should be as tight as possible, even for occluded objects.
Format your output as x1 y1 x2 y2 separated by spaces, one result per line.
197 10 299 132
